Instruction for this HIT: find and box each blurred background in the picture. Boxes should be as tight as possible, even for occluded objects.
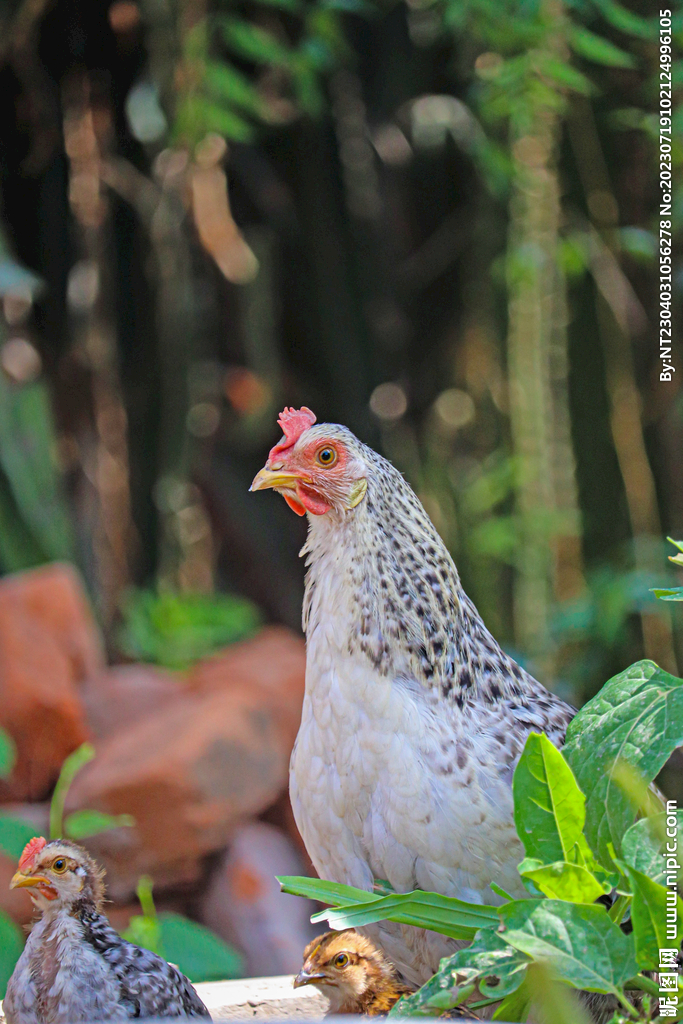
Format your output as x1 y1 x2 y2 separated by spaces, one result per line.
0 0 681 996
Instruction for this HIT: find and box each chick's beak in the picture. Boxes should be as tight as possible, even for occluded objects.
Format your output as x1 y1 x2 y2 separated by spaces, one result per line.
10 870 49 890
250 466 304 492
293 969 326 989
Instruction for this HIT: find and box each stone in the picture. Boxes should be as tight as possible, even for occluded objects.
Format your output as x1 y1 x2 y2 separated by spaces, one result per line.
81 664 184 740
65 684 295 900
187 626 306 749
0 563 104 681
200 822 318 978
0 565 96 801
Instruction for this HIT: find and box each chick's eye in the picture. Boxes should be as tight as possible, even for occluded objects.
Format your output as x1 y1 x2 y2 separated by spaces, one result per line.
52 859 67 873
317 446 337 467
334 953 349 968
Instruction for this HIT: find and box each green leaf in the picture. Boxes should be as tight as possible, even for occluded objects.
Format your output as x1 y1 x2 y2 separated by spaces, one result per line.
174 96 256 145
512 732 587 865
0 377 76 563
499 899 639 997
118 590 262 669
562 660 683 868
122 913 164 955
50 742 96 839
652 587 683 601
622 811 683 888
0 909 24 999
0 728 16 779
389 928 528 1017
203 61 268 119
311 890 500 941
525 961 593 1024
591 0 658 40
492 978 532 1021
616 861 683 970
536 54 593 95
64 810 135 840
218 17 293 67
517 858 607 903
157 913 243 982
0 813 41 860
569 26 636 68
278 875 382 905
250 0 304 13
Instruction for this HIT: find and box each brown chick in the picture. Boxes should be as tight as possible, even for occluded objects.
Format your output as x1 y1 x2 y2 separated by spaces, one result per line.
294 930 413 1015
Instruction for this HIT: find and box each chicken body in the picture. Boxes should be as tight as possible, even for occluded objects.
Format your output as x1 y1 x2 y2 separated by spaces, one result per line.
252 411 574 986
4 838 209 1024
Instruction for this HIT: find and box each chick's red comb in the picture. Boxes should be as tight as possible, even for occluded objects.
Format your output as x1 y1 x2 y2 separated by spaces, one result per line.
18 836 46 870
269 407 317 460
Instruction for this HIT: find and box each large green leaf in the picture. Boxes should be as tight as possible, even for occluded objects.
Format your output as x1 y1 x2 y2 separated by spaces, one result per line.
0 910 24 999
389 928 529 1018
492 978 532 1022
278 875 381 906
311 890 500 941
498 900 639 997
0 813 40 860
622 811 683 888
0 728 16 779
513 732 587 864
562 660 683 868
517 858 607 903
617 861 683 970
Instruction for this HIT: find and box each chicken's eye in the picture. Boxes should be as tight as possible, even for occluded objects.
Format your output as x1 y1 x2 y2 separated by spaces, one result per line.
316 446 337 467
51 858 67 873
333 953 349 968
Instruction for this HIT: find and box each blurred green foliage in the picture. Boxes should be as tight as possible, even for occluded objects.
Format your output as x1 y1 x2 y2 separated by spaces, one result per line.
117 590 262 669
123 875 243 982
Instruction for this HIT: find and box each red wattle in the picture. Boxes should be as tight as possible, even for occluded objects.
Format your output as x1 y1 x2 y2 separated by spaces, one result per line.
296 484 332 516
284 493 307 516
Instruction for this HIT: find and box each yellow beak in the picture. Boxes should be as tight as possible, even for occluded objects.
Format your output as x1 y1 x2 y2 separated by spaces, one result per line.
250 467 304 492
10 871 49 889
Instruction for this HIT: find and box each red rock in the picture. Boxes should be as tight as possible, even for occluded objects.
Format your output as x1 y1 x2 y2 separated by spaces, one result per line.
188 626 305 747
65 681 296 900
199 822 318 976
0 565 96 801
0 563 104 681
81 665 184 740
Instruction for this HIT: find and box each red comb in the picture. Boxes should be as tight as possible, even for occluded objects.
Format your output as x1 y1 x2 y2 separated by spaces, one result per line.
18 836 46 870
269 407 317 460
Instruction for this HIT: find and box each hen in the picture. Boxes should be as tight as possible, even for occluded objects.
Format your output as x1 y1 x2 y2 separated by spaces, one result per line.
4 837 210 1023
252 407 575 986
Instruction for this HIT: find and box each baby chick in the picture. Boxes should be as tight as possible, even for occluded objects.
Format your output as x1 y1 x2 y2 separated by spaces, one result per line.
4 836 209 1023
294 930 413 1015
294 930 480 1018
